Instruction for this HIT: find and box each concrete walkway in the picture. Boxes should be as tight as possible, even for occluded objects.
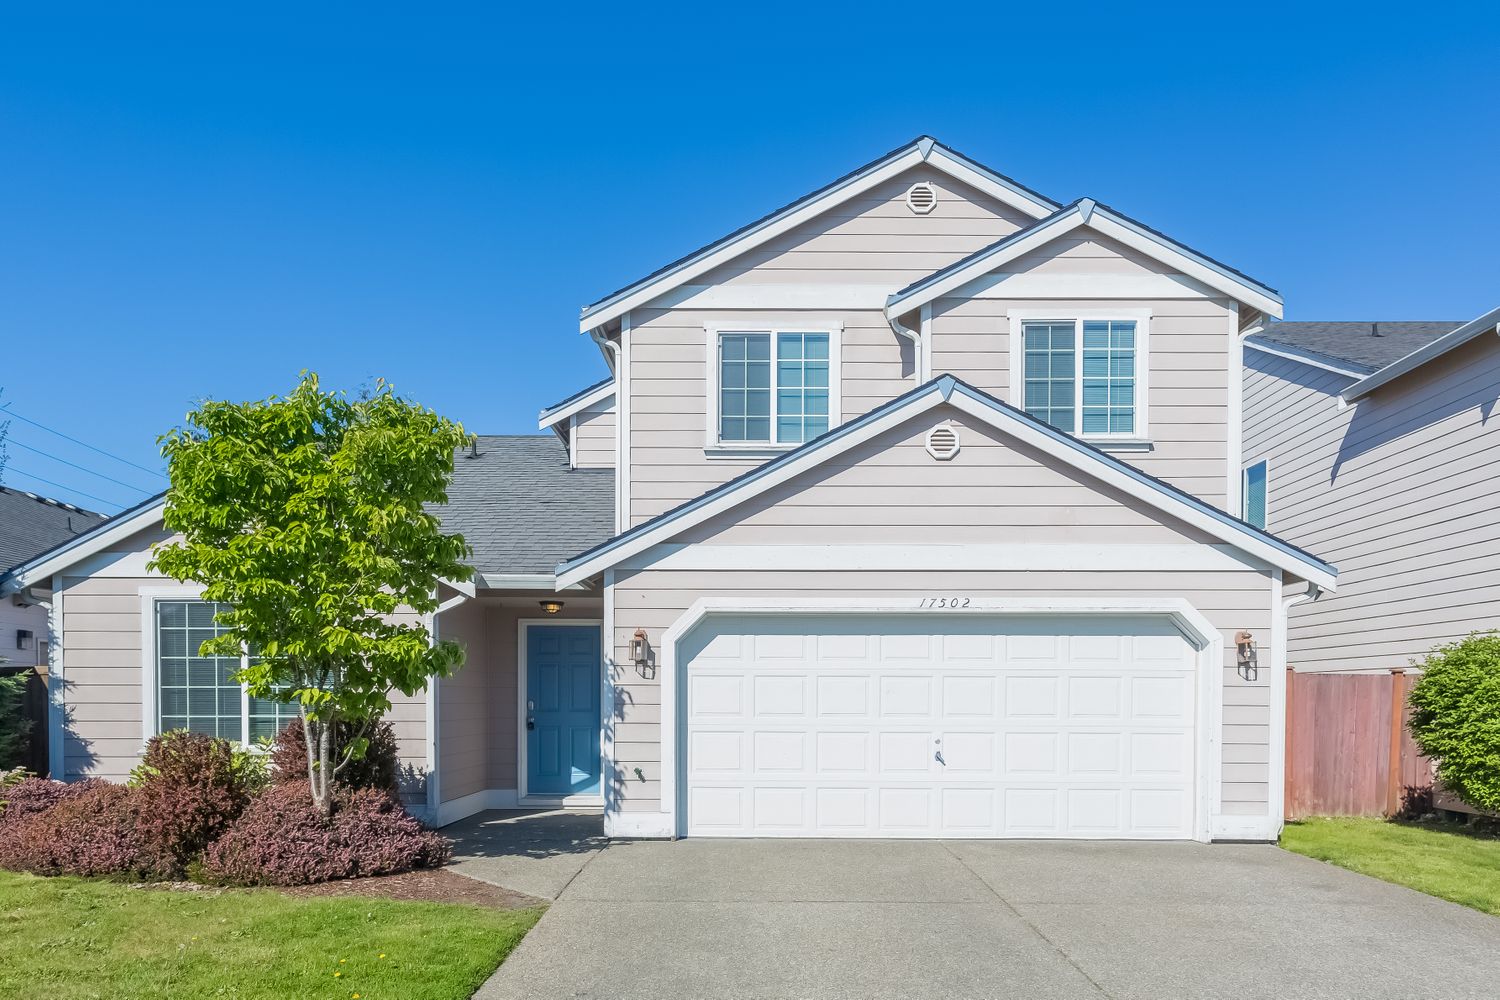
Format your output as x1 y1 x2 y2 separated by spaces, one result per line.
446 809 607 902
461 822 1500 1000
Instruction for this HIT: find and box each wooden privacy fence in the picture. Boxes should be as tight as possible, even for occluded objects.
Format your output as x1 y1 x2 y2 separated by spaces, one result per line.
1285 668 1433 820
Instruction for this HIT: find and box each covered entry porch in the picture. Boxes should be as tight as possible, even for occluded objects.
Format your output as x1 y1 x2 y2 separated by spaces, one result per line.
429 587 605 826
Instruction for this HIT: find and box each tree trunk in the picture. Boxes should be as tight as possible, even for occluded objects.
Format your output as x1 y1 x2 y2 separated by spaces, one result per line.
299 703 336 818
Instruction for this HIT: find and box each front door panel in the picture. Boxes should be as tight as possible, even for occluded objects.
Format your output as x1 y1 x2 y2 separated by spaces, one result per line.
526 625 601 796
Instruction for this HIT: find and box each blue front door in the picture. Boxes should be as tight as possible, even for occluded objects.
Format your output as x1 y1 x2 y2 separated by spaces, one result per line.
526 624 601 796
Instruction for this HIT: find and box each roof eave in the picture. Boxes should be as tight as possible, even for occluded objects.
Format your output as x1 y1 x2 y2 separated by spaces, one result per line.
886 200 1283 320
555 375 1336 591
1341 306 1500 403
0 495 168 594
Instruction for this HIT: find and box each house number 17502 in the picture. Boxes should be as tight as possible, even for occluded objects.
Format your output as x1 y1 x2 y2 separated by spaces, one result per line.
918 596 972 609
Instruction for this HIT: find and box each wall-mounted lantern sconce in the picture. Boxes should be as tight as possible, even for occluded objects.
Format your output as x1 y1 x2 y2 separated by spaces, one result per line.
631 628 650 671
16 629 33 651
1235 630 1258 682
538 600 565 615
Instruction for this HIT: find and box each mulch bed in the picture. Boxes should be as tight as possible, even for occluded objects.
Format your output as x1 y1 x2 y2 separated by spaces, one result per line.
279 867 543 910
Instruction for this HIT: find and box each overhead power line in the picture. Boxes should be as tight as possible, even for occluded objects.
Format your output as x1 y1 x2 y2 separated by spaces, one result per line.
3 465 125 511
0 405 166 479
6 439 155 496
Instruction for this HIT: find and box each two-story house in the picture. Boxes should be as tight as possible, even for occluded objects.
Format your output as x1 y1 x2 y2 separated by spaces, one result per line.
1 137 1337 844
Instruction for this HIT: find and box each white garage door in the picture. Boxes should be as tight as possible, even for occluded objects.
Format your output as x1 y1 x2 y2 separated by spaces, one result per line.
682 615 1199 839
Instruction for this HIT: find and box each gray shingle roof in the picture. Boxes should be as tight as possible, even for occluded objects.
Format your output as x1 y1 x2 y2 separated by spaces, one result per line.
1255 321 1462 372
0 487 108 572
432 435 614 576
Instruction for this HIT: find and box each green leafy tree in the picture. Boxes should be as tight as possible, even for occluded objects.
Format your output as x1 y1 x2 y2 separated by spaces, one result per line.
148 373 472 816
1408 632 1500 813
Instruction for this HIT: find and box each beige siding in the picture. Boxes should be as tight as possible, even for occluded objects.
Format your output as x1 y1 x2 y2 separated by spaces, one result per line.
628 306 912 522
624 170 1238 525
1244 336 1500 672
436 599 489 801
608 406 1275 817
572 402 616 469
54 530 430 793
700 164 1034 288
624 163 1041 525
928 237 1236 507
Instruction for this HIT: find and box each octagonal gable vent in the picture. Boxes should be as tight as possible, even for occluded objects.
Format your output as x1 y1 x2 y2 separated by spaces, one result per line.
925 424 961 460
905 182 938 215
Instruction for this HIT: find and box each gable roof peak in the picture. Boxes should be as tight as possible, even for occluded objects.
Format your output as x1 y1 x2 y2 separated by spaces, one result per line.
577 135 1060 332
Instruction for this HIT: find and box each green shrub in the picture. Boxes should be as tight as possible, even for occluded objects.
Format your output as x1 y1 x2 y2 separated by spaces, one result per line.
0 672 33 770
1408 632 1500 812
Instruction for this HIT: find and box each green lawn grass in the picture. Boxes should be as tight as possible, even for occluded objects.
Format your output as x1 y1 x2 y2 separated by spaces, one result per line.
1282 816 1500 916
0 871 542 1000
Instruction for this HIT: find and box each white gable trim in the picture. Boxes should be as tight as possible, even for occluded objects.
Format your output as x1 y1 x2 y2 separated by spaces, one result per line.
578 138 1058 333
538 380 616 429
555 376 1336 590
1341 305 1500 403
1243 337 1368 380
1 497 167 594
886 200 1284 320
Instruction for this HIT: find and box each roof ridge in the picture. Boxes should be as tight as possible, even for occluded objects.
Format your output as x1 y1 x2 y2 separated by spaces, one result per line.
0 484 105 518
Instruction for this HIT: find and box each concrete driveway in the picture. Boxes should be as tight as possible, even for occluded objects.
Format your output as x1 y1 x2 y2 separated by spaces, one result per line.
460 819 1500 1000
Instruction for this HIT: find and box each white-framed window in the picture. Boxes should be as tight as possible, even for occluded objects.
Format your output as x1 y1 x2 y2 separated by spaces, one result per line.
143 594 294 745
1242 459 1269 530
706 323 842 450
1009 311 1150 440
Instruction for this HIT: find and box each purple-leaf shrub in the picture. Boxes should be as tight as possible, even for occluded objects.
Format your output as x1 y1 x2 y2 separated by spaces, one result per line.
334 786 451 876
0 781 143 877
131 731 258 877
200 781 449 886
0 777 89 826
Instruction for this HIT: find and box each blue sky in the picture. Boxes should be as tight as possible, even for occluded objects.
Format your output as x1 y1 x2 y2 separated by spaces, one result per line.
2 3 1496 513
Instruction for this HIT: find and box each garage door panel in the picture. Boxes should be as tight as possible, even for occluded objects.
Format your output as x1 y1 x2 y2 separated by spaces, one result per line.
815 676 869 716
816 731 869 773
1005 675 1062 719
683 616 1197 839
879 676 931 716
753 675 806 716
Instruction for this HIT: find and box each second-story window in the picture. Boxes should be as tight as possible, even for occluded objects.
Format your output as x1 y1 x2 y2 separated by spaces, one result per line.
1020 317 1145 439
716 329 834 445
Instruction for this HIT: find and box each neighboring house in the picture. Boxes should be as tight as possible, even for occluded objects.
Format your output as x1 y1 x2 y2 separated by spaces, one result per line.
1 136 1344 843
0 487 106 669
1243 308 1500 674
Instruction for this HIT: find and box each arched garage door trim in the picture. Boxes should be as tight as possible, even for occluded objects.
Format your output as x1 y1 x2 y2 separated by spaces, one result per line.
658 598 1225 843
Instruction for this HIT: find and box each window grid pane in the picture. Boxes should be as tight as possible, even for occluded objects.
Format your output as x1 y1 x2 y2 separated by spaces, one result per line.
773 332 830 444
157 600 242 740
1244 461 1268 529
1022 322 1076 433
1081 320 1136 436
719 333 773 441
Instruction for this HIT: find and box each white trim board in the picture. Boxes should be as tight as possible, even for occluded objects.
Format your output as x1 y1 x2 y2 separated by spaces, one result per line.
1341 305 1500 402
886 199 1283 320
644 596 1232 843
1243 337 1368 380
579 137 1058 333
2 497 166 594
538 379 616 430
557 376 1337 591
516 618 606 807
618 543 1275 574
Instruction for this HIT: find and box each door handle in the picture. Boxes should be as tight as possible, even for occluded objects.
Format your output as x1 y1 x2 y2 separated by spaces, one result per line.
527 717 535 731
